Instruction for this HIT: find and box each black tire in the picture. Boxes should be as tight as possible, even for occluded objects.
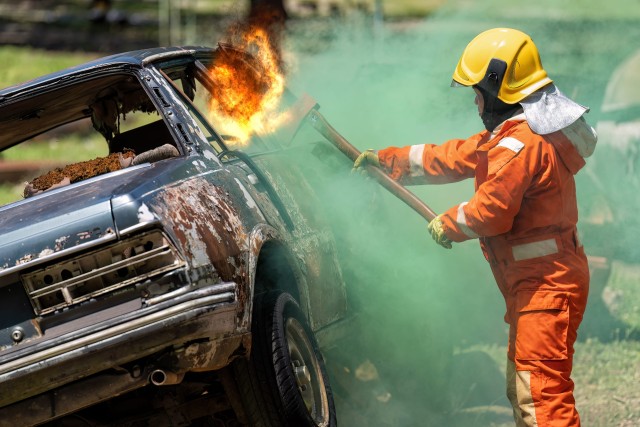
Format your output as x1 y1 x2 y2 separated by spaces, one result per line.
231 291 337 427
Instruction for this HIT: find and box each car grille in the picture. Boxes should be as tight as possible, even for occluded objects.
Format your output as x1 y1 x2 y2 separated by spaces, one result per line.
21 230 185 316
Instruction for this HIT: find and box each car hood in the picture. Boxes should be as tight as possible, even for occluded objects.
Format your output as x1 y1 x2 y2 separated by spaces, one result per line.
0 164 159 273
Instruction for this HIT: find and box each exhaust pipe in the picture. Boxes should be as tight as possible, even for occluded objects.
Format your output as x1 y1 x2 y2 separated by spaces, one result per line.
149 369 184 386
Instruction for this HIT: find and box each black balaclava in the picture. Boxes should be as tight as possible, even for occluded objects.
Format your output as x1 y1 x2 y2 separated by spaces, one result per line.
476 58 523 132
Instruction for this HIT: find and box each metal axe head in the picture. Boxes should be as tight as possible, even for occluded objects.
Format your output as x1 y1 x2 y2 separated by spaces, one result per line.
277 92 319 146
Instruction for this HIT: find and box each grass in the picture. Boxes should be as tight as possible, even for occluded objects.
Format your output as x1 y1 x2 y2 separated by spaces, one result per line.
0 47 102 206
576 339 640 426
3 133 106 162
0 183 26 206
384 0 446 18
446 338 640 427
606 261 640 328
0 133 107 206
0 46 97 88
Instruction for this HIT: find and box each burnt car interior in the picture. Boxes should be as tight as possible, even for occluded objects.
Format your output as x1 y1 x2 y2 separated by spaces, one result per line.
108 119 174 154
0 73 182 200
0 54 304 205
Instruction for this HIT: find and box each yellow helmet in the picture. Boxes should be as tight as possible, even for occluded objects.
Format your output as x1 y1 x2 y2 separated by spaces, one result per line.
452 28 552 104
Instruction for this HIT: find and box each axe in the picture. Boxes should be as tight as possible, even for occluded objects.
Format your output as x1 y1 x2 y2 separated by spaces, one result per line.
280 93 438 223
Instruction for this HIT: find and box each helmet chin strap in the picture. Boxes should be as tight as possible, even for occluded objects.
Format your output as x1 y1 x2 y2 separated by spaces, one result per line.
477 86 522 132
473 58 521 132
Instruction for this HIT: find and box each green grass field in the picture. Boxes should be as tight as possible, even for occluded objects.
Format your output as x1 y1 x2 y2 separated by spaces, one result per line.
0 46 97 88
445 336 640 426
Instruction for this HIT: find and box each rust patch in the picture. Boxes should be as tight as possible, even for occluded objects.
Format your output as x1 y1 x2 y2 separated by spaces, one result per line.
15 254 34 266
54 236 70 252
152 179 249 288
182 335 245 372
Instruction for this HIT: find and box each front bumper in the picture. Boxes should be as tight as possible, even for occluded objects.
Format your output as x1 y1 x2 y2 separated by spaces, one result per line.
0 281 239 409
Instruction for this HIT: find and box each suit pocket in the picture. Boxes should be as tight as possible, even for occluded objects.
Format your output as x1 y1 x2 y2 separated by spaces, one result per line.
515 290 569 361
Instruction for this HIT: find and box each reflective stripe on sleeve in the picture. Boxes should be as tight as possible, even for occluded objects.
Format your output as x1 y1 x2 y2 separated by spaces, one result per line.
512 238 559 261
456 202 479 238
409 145 425 177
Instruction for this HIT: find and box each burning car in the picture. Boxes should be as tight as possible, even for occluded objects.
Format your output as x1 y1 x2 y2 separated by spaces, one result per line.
0 44 352 426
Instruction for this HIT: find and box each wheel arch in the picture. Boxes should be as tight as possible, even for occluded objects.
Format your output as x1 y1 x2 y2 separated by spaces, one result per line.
246 224 310 326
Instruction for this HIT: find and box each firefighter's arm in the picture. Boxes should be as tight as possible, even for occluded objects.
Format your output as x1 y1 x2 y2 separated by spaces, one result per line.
439 143 533 242
377 134 481 184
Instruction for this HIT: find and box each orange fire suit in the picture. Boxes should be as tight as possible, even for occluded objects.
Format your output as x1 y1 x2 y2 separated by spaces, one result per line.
378 115 590 427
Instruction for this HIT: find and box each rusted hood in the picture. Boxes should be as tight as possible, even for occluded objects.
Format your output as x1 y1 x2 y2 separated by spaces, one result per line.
0 163 163 275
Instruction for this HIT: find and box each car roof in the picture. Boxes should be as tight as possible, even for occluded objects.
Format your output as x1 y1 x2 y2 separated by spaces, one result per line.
0 46 222 151
0 46 214 99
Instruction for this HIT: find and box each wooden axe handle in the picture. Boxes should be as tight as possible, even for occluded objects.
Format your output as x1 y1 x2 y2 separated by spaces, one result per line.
309 109 438 223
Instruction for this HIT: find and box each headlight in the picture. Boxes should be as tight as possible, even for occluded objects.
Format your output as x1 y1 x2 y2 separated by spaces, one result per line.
21 230 185 316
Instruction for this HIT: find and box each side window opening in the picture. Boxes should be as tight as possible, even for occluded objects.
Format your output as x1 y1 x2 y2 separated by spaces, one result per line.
0 73 180 205
160 65 227 154
157 59 322 167
160 62 278 157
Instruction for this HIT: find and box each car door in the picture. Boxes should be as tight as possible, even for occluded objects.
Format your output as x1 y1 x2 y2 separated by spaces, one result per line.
150 57 348 330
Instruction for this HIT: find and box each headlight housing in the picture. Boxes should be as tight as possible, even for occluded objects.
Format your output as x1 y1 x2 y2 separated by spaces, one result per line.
21 230 185 316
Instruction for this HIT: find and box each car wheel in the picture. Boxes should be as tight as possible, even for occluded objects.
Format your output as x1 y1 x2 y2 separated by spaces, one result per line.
231 290 336 427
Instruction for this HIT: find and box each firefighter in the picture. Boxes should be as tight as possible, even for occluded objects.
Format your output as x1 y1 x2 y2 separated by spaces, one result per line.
354 28 597 426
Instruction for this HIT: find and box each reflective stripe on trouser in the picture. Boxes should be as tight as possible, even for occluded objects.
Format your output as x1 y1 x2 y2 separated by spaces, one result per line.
505 286 585 427
507 359 538 427
505 291 584 427
506 358 580 427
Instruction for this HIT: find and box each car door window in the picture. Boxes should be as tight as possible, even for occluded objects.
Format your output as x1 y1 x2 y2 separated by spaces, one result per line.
160 61 289 159
0 73 180 205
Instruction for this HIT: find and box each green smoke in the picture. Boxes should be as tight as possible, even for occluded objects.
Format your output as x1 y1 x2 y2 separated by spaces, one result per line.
275 1 640 425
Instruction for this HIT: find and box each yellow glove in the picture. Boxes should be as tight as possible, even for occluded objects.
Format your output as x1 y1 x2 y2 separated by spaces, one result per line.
427 215 453 249
352 149 380 173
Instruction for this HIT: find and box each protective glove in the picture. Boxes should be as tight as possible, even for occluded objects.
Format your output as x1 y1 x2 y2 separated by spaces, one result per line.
427 215 453 249
352 149 380 174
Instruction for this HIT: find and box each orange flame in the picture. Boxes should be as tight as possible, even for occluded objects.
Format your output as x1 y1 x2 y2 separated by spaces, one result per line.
207 27 285 146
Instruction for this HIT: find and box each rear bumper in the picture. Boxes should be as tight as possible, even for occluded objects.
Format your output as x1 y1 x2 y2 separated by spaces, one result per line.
0 281 239 408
